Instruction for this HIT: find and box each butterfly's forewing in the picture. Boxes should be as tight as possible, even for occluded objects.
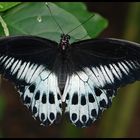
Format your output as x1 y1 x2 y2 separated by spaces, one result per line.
0 36 62 126
63 38 140 127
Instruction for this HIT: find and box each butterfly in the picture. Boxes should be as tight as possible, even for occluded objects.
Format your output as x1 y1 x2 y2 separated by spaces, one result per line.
0 1 140 128
0 32 140 128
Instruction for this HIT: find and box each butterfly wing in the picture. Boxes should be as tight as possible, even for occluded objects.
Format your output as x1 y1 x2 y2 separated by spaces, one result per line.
63 38 140 127
0 36 62 126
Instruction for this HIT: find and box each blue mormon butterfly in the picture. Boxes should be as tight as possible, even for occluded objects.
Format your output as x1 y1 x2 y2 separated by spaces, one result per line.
0 3 140 128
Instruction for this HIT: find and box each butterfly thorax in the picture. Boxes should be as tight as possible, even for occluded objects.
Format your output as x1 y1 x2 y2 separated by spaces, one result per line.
59 34 70 50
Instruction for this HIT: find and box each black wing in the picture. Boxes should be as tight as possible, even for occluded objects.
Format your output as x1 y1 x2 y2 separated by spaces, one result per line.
0 36 62 126
63 38 140 127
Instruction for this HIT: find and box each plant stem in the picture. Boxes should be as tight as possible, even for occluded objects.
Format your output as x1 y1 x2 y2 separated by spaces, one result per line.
0 16 9 36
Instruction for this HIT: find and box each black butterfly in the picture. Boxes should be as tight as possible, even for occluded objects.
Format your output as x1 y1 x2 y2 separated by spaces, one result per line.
0 33 140 128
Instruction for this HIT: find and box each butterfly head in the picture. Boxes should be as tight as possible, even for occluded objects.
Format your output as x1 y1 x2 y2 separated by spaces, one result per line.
60 34 70 50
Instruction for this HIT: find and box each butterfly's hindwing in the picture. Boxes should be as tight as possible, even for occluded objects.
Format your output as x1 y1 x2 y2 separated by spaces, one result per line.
63 72 117 127
0 36 62 126
62 38 140 127
17 71 62 126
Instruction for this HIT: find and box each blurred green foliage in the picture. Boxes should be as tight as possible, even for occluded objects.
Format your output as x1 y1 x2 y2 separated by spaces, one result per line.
0 2 21 12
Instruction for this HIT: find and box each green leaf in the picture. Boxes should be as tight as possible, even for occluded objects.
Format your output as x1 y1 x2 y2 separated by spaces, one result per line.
1 2 90 43
0 2 108 43
0 2 21 12
55 2 108 38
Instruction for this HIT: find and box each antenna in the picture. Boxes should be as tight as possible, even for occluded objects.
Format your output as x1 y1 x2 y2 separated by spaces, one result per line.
74 34 89 42
45 2 95 37
66 14 95 35
45 2 65 34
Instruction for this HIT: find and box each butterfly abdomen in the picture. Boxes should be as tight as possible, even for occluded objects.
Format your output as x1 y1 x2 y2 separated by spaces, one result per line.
57 68 67 91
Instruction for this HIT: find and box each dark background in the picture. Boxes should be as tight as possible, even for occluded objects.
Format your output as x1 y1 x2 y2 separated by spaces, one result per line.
87 2 129 38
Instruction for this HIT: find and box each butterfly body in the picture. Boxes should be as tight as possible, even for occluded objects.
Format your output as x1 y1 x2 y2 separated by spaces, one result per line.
0 35 140 127
59 34 70 51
